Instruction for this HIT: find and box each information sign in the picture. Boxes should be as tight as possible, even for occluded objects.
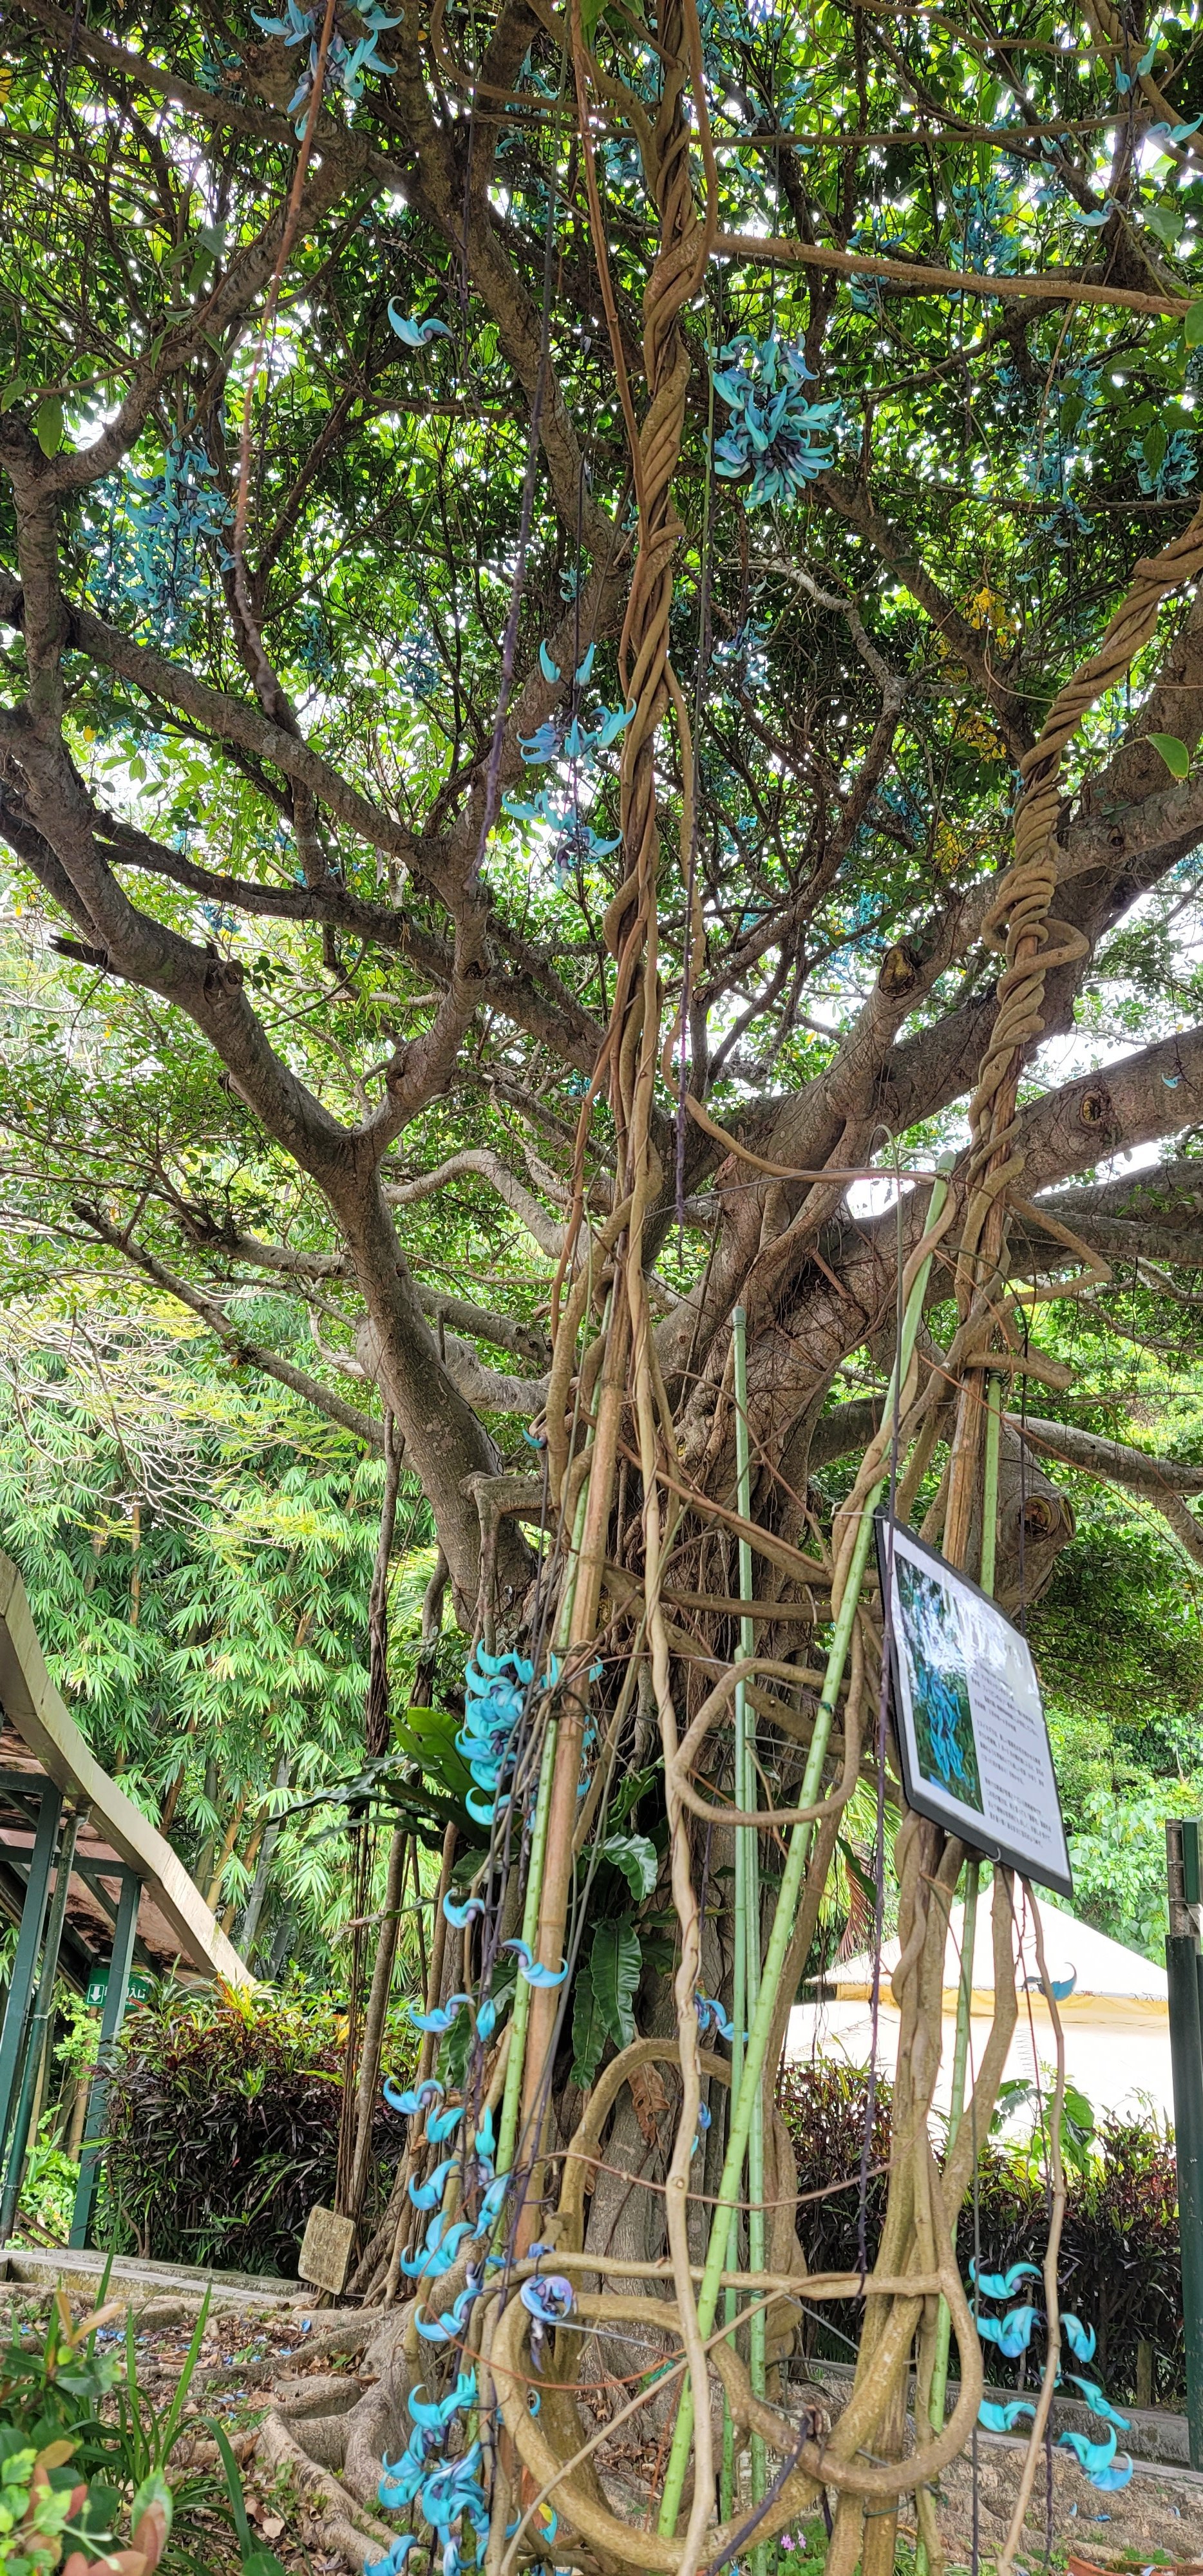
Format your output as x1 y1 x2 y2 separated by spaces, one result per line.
875 1510 1072 1896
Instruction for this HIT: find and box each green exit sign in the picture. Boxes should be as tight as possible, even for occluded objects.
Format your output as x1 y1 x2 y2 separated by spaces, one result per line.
85 1968 153 2011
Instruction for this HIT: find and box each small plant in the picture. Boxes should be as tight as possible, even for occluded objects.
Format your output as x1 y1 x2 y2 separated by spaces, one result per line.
14 2119 80 2249
0 2286 223 2572
777 2061 1184 2403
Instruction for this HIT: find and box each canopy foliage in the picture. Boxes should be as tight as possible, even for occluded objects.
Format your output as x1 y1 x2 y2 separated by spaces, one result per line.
1 0 1203 1953
5 1 1203 2557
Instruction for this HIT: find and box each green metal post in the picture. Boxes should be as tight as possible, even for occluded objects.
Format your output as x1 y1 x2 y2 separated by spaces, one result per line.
659 1168 951 2536
0 1787 62 2187
1168 1817 1203 2470
70 1868 140 2250
0 1806 81 2240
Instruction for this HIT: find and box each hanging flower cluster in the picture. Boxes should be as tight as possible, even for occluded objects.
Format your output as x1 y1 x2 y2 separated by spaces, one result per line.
457 1646 534 1831
949 177 1021 274
296 600 336 685
383 2081 507 2279
517 642 634 764
84 443 233 648
712 615 770 696
502 639 629 886
502 786 621 885
1133 424 1197 501
869 776 926 848
370 2069 580 2576
373 2362 488 2576
399 617 442 701
969 2261 1133 2490
712 334 842 506
251 0 399 132
369 1642 587 2576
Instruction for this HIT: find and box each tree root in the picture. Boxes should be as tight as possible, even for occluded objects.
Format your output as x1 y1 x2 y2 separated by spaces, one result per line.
256 2405 400 2570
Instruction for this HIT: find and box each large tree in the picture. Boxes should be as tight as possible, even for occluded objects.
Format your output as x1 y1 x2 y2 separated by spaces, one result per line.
3 0 1203 2562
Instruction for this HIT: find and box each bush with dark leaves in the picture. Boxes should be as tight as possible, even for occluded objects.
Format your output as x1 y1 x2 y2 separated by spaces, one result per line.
100 1983 407 2279
777 2059 1183 2404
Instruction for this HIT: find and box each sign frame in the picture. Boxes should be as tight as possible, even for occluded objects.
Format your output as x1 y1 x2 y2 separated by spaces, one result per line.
874 1508 1072 1897
298 2202 355 2295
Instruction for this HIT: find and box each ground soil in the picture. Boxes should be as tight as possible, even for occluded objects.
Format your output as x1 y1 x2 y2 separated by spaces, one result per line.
6 2284 1203 2572
930 2434 1203 2568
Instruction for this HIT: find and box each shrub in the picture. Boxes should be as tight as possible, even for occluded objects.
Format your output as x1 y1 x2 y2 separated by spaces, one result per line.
777 2060 1184 2404
100 1982 409 2279
0 2289 230 2573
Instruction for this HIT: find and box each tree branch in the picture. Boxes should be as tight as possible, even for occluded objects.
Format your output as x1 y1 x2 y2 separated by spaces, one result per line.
1016 1412 1203 1566
71 1200 386 1449
0 576 424 876
383 1148 570 1259
715 228 1195 321
817 475 1031 758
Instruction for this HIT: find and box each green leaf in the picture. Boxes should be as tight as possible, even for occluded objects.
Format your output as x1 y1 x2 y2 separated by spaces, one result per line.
1065 2082 1095 2138
1145 201 1184 248
570 1955 608 2090
437 1963 516 2090
588 1916 642 2050
206 2423 253 2557
1186 299 1203 347
607 1763 660 1829
393 1705 475 1803
32 396 62 457
1149 732 1191 779
599 1833 659 1902
155 2287 210 2458
1142 420 1168 480
129 2471 173 2545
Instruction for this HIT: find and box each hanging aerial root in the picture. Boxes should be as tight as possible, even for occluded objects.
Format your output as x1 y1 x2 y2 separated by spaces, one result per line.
489 2270 981 2574
995 1887 1069 2575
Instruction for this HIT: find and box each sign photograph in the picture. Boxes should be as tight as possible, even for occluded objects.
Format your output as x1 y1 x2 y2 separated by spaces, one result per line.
875 1510 1072 1897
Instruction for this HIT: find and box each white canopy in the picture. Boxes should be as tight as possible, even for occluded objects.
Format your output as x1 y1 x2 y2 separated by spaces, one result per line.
829 1886 1168 2008
788 1881 1173 2123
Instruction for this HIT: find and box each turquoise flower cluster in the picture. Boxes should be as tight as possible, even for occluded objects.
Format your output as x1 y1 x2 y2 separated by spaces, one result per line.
711 335 842 507
970 2260 1133 2488
372 2362 488 2576
457 1647 535 1832
251 0 400 132
371 2063 580 2576
86 443 232 648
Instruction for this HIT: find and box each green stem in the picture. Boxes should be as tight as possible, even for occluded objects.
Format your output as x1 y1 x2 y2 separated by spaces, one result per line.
980 1370 1002 1599
925 1371 1000 2452
658 1171 950 2536
732 1309 766 2553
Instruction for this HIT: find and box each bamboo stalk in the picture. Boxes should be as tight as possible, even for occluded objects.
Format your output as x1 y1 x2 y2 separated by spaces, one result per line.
921 1368 1001 2544
658 1171 950 2536
732 1307 766 2559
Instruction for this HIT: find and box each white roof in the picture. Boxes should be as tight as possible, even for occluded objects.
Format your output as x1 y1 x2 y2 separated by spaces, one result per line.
830 1882 1167 2006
